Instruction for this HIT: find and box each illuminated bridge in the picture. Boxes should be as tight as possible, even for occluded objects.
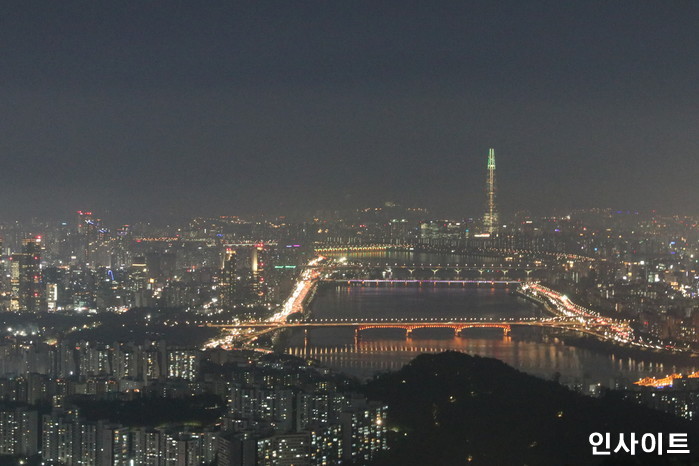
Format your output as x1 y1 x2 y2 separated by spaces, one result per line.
355 322 512 336
314 243 594 262
311 262 548 280
325 279 520 285
310 263 546 272
204 317 590 339
314 244 410 253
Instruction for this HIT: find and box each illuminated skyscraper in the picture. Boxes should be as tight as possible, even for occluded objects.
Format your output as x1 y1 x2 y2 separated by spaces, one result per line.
130 256 151 308
77 210 102 265
46 283 58 312
249 243 268 304
111 225 131 269
483 148 499 235
250 245 266 302
10 237 45 312
219 248 237 310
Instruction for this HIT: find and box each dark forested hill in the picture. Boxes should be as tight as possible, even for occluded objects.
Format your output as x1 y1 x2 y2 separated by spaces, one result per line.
365 351 699 466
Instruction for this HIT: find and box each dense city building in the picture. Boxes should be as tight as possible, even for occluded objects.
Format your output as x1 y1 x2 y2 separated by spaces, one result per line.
219 248 238 311
9 237 44 313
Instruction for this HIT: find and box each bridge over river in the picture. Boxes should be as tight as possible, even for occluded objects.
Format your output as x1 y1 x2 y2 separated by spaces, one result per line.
204 317 594 339
322 278 521 285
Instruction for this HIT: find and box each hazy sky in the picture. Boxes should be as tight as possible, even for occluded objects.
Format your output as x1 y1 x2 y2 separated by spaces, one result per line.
1 1 698 222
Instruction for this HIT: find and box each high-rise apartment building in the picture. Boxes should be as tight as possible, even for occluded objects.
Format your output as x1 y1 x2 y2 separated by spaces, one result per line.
219 247 237 310
9 237 45 312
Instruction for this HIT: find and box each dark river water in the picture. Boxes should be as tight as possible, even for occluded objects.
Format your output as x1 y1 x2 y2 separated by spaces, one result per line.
284 253 697 388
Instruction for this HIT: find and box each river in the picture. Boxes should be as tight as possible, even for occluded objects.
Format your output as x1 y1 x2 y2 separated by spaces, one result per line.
284 252 696 390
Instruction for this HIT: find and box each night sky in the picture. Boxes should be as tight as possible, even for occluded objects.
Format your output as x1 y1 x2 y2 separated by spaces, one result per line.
1 2 698 222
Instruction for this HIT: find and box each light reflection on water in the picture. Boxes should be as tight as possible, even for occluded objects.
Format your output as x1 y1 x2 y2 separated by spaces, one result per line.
286 332 689 387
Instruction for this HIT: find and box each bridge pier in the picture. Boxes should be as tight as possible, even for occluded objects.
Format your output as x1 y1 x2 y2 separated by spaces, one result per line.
304 328 310 348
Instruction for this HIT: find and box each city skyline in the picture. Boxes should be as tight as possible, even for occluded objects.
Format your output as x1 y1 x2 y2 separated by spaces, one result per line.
3 3 699 464
1 2 699 222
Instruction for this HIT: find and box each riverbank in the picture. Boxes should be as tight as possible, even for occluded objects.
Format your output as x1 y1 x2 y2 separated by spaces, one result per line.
513 287 555 313
560 334 699 367
516 285 699 369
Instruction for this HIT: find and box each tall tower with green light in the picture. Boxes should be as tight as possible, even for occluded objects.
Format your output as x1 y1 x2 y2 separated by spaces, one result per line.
483 148 498 235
